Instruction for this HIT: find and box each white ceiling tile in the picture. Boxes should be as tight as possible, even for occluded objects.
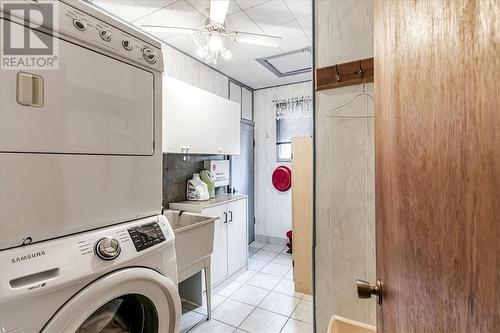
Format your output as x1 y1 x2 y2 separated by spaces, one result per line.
244 0 295 30
264 19 310 50
133 0 206 28
283 0 311 19
233 0 269 10
227 0 244 14
134 0 177 11
278 35 310 52
224 10 263 34
264 18 302 37
297 15 312 39
185 0 210 17
92 0 156 22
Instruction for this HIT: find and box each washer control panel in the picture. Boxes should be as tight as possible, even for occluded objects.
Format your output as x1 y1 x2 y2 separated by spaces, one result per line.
0 215 174 304
128 222 166 252
59 2 162 71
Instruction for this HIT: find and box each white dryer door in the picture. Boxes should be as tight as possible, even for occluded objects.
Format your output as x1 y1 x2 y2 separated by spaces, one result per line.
0 19 154 156
41 268 181 333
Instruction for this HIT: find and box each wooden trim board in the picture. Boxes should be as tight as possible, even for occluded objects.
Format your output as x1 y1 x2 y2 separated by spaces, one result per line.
291 136 313 295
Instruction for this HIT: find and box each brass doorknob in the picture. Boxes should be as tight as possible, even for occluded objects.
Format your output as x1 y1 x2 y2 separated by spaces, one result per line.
356 279 383 305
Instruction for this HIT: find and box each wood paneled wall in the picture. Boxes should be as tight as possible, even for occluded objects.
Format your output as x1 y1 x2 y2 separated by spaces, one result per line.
254 81 312 242
314 0 376 331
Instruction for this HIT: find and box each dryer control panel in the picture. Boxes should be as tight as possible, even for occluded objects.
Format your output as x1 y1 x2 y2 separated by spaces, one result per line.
59 1 163 71
3 0 163 71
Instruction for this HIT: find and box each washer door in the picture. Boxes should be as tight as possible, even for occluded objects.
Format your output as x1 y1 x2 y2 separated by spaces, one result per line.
42 268 181 333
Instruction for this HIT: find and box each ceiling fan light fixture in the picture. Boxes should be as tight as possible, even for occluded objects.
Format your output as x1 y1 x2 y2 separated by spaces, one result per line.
207 34 223 52
193 32 232 65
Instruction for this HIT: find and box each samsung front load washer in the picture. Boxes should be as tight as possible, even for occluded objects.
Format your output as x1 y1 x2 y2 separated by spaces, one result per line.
0 215 181 333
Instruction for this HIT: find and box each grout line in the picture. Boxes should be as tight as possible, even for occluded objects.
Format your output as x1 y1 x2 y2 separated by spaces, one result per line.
183 244 313 332
281 0 311 43
183 312 207 333
187 318 239 333
130 0 181 23
184 0 208 18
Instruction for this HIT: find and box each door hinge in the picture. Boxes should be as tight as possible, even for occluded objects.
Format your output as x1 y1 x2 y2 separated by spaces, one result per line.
254 217 256 225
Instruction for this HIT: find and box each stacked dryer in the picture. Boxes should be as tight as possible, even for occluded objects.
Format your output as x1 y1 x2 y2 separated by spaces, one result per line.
0 1 180 332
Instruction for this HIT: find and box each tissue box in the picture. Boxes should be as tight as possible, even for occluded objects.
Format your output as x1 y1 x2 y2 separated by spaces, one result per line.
204 160 229 187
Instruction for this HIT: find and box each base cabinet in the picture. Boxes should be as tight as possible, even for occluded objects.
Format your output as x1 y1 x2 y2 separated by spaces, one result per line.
203 204 228 286
172 197 248 287
226 199 247 275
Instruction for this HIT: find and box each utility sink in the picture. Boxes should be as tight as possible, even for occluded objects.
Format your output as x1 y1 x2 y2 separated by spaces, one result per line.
164 210 217 281
328 316 376 333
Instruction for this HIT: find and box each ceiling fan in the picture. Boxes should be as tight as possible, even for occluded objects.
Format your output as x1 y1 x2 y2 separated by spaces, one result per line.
141 0 282 64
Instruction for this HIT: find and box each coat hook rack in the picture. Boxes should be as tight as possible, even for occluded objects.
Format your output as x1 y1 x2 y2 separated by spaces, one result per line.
335 64 342 82
316 57 374 91
357 60 364 78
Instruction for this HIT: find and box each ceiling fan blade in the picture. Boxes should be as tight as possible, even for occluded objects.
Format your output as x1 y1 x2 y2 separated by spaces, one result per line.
141 25 201 34
210 0 230 24
230 31 282 47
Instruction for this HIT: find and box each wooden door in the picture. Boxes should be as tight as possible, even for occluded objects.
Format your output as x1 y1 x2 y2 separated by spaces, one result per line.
291 136 313 295
203 204 228 286
227 198 248 275
374 1 500 332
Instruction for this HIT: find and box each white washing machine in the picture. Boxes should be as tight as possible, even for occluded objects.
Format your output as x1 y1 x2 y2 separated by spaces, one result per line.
0 215 181 333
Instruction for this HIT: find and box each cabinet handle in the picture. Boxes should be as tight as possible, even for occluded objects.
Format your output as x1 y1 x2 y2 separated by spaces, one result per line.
229 211 233 222
223 212 228 223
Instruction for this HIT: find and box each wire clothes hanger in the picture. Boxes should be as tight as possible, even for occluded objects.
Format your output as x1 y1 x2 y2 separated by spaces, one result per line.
325 79 375 119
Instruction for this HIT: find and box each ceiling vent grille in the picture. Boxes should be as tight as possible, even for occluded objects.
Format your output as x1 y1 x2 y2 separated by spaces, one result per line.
256 47 312 78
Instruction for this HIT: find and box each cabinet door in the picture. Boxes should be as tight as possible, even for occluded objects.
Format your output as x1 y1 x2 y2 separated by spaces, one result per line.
227 198 248 275
216 100 241 155
229 82 242 108
202 204 228 286
241 88 253 121
163 77 216 154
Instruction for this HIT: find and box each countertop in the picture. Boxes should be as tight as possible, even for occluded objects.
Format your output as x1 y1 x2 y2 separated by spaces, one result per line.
169 194 247 210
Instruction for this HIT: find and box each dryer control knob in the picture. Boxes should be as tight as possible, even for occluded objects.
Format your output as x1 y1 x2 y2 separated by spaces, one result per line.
95 237 121 260
142 47 157 64
99 29 112 42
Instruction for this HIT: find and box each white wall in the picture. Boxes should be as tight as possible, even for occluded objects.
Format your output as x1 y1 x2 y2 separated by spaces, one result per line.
254 81 313 242
314 0 375 332
163 44 229 99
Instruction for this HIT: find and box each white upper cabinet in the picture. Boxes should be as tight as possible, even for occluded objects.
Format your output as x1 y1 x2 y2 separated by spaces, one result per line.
241 87 253 121
163 77 240 155
216 103 241 155
229 82 242 108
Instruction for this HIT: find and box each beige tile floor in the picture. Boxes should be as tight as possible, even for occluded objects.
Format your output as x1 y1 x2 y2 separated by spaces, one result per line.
181 241 313 333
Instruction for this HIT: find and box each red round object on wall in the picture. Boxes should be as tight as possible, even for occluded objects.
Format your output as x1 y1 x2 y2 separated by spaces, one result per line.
272 166 292 192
